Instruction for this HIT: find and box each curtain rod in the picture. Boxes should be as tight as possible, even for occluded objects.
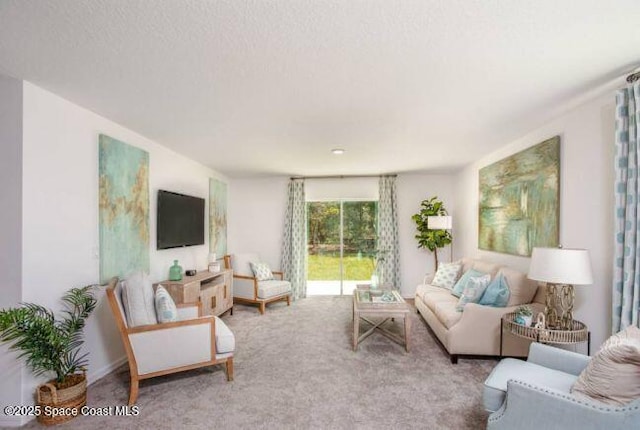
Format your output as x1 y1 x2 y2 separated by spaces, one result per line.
290 174 397 180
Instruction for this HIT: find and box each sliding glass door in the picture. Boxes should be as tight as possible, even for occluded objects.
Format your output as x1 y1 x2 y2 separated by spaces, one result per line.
307 200 377 295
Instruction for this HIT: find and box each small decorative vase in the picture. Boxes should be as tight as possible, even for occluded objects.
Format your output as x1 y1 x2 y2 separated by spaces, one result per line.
169 260 182 281
370 274 379 289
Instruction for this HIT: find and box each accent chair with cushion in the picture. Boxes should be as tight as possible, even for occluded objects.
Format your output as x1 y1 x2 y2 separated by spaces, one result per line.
224 253 292 314
106 275 235 405
483 341 640 429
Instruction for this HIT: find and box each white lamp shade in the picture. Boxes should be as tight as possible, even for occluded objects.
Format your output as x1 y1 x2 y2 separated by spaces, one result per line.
528 247 593 285
427 215 452 230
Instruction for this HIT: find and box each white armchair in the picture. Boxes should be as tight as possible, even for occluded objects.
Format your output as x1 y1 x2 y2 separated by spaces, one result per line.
106 278 234 405
224 253 291 314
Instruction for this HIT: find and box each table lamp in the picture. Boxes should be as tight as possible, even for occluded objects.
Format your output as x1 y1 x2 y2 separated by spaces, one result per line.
528 247 593 330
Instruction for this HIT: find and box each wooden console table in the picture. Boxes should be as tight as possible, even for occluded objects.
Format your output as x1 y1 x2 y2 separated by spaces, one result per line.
155 269 233 317
500 312 590 357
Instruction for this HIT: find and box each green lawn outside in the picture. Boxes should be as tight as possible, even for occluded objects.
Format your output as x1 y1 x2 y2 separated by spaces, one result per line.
308 254 375 280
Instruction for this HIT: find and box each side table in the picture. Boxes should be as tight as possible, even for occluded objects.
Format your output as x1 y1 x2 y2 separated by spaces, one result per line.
500 312 590 357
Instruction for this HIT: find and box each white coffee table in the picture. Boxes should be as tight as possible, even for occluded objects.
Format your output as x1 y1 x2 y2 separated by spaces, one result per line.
352 289 411 352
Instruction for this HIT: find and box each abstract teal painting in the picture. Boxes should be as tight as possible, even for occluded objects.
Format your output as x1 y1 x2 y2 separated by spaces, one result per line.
479 136 560 256
209 178 227 257
99 134 150 283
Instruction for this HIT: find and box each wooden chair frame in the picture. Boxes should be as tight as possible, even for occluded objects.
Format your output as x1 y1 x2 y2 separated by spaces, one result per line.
223 255 291 314
106 277 233 405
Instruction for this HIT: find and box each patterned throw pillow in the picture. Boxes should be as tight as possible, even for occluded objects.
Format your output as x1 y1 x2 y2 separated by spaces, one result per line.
571 326 640 405
431 262 462 290
456 274 491 311
452 269 488 298
478 273 511 307
250 262 275 281
155 285 178 323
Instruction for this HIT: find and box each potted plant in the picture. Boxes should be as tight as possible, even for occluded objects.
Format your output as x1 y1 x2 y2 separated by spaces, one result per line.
514 305 534 326
411 196 452 269
0 286 97 425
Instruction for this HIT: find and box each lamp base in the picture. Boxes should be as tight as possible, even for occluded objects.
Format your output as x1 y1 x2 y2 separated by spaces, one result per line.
545 283 575 330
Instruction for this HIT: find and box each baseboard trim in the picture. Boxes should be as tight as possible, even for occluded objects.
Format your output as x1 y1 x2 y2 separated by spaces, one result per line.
88 355 128 385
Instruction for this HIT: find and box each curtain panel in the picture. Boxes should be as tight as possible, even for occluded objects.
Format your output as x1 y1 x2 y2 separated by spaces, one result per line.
282 179 307 300
613 81 640 332
378 176 401 289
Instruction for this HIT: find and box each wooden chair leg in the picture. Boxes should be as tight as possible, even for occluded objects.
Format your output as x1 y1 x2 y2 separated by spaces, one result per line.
226 358 234 381
259 302 265 314
128 377 139 406
286 295 291 306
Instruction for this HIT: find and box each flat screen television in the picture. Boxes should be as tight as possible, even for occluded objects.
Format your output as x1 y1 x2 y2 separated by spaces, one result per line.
157 190 205 250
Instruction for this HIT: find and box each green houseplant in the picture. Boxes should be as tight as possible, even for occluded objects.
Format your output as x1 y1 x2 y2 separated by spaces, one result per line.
411 196 452 269
0 285 97 424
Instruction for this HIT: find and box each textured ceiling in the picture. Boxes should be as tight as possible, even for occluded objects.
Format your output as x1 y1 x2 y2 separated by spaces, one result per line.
1 1 639 178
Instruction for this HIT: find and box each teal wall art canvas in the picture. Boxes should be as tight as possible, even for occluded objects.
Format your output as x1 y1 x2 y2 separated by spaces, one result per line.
209 178 227 257
99 134 150 283
478 136 560 256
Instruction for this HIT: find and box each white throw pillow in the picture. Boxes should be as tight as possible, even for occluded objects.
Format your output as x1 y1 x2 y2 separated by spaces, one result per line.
456 274 491 311
431 262 462 290
250 262 275 281
155 285 178 323
121 271 157 327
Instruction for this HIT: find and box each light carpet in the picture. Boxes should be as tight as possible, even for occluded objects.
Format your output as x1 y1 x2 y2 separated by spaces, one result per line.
24 296 494 429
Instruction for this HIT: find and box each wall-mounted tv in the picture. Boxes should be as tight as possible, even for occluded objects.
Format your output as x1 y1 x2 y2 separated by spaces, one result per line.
157 190 205 250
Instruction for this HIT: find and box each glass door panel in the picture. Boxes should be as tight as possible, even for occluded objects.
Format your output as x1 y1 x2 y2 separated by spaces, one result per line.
307 200 377 295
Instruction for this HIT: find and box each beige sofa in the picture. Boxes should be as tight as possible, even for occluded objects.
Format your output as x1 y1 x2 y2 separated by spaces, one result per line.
415 258 544 363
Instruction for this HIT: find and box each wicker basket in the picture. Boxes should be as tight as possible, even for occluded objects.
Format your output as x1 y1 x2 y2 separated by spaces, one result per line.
36 373 87 426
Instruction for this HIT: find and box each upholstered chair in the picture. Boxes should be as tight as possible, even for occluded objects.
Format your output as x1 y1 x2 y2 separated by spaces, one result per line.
483 342 640 429
106 277 234 405
223 253 291 314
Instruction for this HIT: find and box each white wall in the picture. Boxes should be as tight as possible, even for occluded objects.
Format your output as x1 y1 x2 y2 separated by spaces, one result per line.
16 81 226 416
454 92 616 351
228 174 455 297
0 75 25 427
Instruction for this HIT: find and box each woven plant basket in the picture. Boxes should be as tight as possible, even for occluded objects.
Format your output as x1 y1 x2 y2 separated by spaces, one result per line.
36 373 87 426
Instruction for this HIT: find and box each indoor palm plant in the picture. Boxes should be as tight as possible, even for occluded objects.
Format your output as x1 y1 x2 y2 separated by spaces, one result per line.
411 196 452 269
0 285 97 424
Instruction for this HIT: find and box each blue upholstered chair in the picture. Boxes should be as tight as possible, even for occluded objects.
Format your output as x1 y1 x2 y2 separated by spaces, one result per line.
483 342 640 429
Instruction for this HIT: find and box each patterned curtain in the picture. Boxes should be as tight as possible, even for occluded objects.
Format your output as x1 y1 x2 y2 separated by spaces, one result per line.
613 80 640 332
282 179 307 300
378 176 401 289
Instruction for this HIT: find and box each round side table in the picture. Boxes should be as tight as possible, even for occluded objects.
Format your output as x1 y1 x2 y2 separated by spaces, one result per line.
499 312 590 357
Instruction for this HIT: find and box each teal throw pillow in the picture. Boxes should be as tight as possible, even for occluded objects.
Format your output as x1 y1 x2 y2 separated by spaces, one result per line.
456 274 491 311
478 273 510 307
452 269 488 298
431 262 462 290
155 285 178 323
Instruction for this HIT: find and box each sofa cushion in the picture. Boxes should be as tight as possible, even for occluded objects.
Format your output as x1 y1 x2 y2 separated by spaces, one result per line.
571 326 640 405
257 280 291 299
500 267 539 306
472 260 501 277
431 262 462 289
423 288 457 312
452 269 489 298
483 358 579 412
478 273 510 307
456 274 491 311
415 283 449 301
433 300 463 329
121 271 158 327
214 316 235 354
